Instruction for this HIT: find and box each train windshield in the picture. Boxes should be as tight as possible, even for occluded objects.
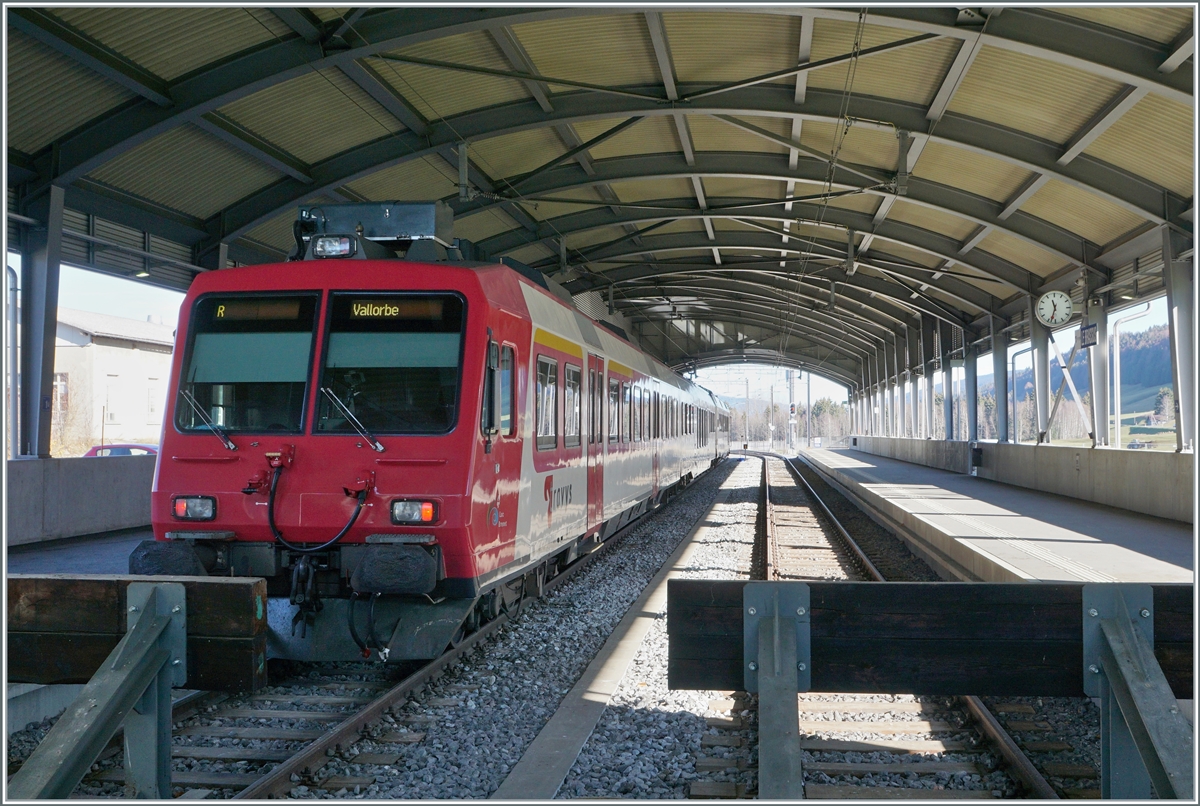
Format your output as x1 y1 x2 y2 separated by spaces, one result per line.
317 293 466 435
177 294 319 434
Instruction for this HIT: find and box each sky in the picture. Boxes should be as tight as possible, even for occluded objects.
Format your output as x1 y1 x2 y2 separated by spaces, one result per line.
694 363 848 405
9 254 186 329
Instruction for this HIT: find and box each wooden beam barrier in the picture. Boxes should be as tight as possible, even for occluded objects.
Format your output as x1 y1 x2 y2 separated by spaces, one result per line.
667 580 1192 697
7 574 268 692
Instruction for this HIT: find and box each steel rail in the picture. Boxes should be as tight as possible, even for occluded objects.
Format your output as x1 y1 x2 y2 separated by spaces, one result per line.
779 450 1060 800
761 457 777 582
781 454 884 583
233 491 679 799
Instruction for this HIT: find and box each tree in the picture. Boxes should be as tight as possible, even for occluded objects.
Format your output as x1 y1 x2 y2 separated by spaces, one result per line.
1155 386 1175 421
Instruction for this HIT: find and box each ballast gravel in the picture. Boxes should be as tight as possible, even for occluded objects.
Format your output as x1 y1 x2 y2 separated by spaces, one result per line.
291 458 740 800
562 457 762 798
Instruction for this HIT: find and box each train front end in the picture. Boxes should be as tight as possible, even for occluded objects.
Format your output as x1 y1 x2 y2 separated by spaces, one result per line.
146 207 498 665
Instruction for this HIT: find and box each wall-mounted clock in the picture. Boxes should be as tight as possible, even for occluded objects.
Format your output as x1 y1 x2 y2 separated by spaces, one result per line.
1036 290 1073 327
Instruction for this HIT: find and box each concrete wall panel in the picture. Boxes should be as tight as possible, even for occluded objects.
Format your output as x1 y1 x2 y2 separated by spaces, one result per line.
848 437 1193 523
6 455 156 545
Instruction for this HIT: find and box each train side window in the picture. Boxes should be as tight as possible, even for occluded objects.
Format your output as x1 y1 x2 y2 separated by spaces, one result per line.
632 386 641 443
500 346 515 436
608 377 620 444
536 356 558 451
644 390 650 441
622 383 631 443
564 364 582 448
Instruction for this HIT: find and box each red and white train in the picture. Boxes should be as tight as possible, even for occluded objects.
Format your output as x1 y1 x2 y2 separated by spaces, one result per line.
138 202 729 663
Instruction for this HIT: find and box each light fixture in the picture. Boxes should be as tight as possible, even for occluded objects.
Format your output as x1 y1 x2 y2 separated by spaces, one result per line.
134 270 150 278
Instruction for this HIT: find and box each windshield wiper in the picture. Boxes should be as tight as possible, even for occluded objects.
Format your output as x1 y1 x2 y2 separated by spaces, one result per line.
178 389 237 451
321 387 385 452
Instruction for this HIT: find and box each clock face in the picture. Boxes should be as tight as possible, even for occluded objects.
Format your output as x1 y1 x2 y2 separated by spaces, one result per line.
1036 290 1073 327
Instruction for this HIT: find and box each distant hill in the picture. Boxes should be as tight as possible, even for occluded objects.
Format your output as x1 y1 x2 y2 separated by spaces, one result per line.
975 325 1171 410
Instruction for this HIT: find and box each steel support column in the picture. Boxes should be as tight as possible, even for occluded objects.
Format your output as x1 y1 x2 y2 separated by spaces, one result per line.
1029 300 1052 442
965 343 978 442
868 355 878 434
991 317 1009 442
907 323 920 439
890 337 900 436
1086 292 1110 447
878 345 888 434
1161 226 1194 452
921 316 936 439
881 346 892 436
897 331 908 438
18 184 64 458
939 321 955 440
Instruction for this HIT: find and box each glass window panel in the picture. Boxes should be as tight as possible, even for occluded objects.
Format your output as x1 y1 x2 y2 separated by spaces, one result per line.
536 357 558 450
500 346 514 436
177 294 317 434
564 364 581 447
608 377 620 444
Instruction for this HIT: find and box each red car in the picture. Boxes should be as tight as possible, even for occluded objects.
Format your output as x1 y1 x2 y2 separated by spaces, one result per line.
83 443 159 457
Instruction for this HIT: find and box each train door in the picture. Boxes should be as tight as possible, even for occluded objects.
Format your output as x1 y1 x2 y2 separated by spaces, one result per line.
482 339 521 557
586 354 604 534
651 391 660 500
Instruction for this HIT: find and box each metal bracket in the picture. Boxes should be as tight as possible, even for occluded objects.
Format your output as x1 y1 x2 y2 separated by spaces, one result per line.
127 582 187 687
743 582 810 694
1082 583 1151 698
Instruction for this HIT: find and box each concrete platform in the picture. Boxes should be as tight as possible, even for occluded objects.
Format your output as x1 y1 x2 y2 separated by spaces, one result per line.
801 449 1193 584
5 526 150 575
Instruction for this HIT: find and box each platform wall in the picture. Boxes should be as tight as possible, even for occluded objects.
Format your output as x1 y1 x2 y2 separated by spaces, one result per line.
847 437 1193 524
6 456 156 545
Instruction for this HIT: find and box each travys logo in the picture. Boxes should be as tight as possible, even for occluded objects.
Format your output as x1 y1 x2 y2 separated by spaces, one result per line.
544 475 573 525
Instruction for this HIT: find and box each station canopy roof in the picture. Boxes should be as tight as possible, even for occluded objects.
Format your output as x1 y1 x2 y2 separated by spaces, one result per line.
7 6 1195 385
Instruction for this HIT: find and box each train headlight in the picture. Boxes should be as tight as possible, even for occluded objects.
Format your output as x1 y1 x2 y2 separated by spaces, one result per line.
312 235 356 258
172 496 216 520
391 500 437 524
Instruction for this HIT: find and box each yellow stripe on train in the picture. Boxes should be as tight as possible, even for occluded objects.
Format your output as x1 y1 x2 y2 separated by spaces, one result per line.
533 328 584 359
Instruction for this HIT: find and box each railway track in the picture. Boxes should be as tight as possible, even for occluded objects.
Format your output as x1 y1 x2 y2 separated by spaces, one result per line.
49 499 652 797
47 468 727 799
727 452 1058 800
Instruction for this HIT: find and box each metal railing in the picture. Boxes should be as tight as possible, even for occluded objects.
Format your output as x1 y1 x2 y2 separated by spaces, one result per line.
8 583 187 799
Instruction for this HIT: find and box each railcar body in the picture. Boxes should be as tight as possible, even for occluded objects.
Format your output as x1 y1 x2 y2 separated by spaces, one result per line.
145 250 729 663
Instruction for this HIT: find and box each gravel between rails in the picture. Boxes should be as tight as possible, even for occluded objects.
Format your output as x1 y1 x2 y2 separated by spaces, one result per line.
562 457 762 799
790 454 939 582
283 459 739 800
791 451 1106 798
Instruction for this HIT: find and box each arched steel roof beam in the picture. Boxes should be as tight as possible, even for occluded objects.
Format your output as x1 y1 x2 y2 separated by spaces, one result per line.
30 3 1190 191
576 259 928 333
622 290 882 357
623 274 896 343
591 260 968 335
655 324 863 386
586 258 967 330
625 286 881 352
570 231 996 317
671 348 858 389
823 7 1192 106
623 278 892 349
477 181 1041 301
467 152 1091 289
488 191 1031 308
640 314 863 376
200 83 1187 255
643 313 864 384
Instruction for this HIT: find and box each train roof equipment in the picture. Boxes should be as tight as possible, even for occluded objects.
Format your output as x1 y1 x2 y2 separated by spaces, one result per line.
292 200 457 262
